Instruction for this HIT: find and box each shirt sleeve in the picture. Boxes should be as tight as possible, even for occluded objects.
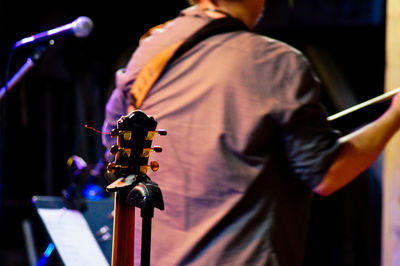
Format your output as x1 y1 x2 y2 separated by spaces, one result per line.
101 87 126 161
279 54 342 189
102 66 138 161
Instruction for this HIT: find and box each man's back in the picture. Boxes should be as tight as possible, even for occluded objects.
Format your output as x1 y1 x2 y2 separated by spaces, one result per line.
128 7 338 266
104 6 340 266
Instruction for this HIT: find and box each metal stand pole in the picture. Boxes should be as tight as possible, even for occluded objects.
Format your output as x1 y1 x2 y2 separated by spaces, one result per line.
0 46 46 101
126 176 164 266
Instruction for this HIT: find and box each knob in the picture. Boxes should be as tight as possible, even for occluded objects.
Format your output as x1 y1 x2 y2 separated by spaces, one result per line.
157 129 167 136
139 161 160 174
145 129 168 141
110 145 119 155
110 128 119 138
141 146 163 158
110 129 132 141
107 162 116 174
150 161 159 172
153 146 163 152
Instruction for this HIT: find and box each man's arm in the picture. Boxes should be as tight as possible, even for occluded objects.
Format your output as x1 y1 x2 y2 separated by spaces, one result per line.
314 94 400 196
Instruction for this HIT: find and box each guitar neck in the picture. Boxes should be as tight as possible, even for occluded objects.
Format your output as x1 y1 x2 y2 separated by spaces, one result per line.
111 190 136 266
106 110 166 266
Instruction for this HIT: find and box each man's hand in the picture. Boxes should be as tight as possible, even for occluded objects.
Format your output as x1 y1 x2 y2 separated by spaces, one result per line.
314 92 400 196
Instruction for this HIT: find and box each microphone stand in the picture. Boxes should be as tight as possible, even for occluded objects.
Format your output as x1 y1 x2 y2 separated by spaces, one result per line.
0 45 49 236
0 46 47 101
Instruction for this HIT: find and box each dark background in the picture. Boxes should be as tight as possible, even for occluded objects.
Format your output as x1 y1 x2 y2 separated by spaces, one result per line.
0 0 386 265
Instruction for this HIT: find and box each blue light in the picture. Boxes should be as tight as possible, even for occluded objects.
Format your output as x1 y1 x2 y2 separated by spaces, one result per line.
44 243 55 257
82 184 104 201
37 243 55 266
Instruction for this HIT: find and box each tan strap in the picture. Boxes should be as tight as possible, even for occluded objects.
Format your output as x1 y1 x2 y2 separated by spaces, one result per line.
128 16 248 111
128 40 184 110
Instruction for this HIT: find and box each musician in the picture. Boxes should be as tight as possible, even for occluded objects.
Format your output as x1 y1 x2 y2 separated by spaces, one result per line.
102 0 400 265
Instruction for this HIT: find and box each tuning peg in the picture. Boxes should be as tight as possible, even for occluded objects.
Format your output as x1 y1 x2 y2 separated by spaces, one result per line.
109 128 132 141
107 162 116 174
110 145 131 157
110 145 119 154
152 146 163 152
110 128 119 138
157 129 167 136
150 161 160 171
145 129 168 141
106 162 128 174
140 161 160 174
141 146 163 158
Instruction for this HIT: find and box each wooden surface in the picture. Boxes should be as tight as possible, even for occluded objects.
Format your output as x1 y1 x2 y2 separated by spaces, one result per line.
111 191 136 266
383 1 400 265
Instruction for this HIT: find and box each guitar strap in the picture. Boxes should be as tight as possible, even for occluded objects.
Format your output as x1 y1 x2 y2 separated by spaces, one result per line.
128 15 249 109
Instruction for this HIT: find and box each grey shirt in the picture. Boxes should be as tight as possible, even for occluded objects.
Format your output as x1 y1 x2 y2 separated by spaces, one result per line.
103 6 341 266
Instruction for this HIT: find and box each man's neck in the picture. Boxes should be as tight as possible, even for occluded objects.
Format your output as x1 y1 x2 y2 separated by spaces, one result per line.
197 2 258 29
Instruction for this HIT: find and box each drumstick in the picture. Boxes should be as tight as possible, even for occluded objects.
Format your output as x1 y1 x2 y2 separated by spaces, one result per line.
328 87 400 121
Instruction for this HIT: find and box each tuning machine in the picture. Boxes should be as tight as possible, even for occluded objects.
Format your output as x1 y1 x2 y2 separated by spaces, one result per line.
145 129 167 141
110 128 132 141
140 161 160 174
110 145 131 157
106 162 128 174
141 146 162 158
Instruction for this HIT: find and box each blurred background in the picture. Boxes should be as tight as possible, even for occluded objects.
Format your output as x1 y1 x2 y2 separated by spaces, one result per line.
0 0 387 265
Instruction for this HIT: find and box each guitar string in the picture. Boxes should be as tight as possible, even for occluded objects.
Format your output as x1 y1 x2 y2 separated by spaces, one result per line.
85 124 111 135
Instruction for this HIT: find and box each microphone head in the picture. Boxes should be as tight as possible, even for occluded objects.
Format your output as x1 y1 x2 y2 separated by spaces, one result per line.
67 155 88 177
72 16 93 38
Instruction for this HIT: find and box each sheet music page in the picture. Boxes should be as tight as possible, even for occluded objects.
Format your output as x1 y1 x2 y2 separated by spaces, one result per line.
37 208 110 266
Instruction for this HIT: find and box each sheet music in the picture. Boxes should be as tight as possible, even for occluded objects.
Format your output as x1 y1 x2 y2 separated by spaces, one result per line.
37 208 110 266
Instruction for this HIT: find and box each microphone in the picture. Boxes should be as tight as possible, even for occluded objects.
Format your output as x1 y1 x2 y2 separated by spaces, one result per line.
13 16 93 48
67 155 88 178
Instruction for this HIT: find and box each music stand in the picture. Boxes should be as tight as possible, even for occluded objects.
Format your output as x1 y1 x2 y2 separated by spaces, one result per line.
32 196 114 265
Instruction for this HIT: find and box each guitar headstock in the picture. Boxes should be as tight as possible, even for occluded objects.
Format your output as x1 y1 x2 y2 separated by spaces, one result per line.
105 110 166 190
